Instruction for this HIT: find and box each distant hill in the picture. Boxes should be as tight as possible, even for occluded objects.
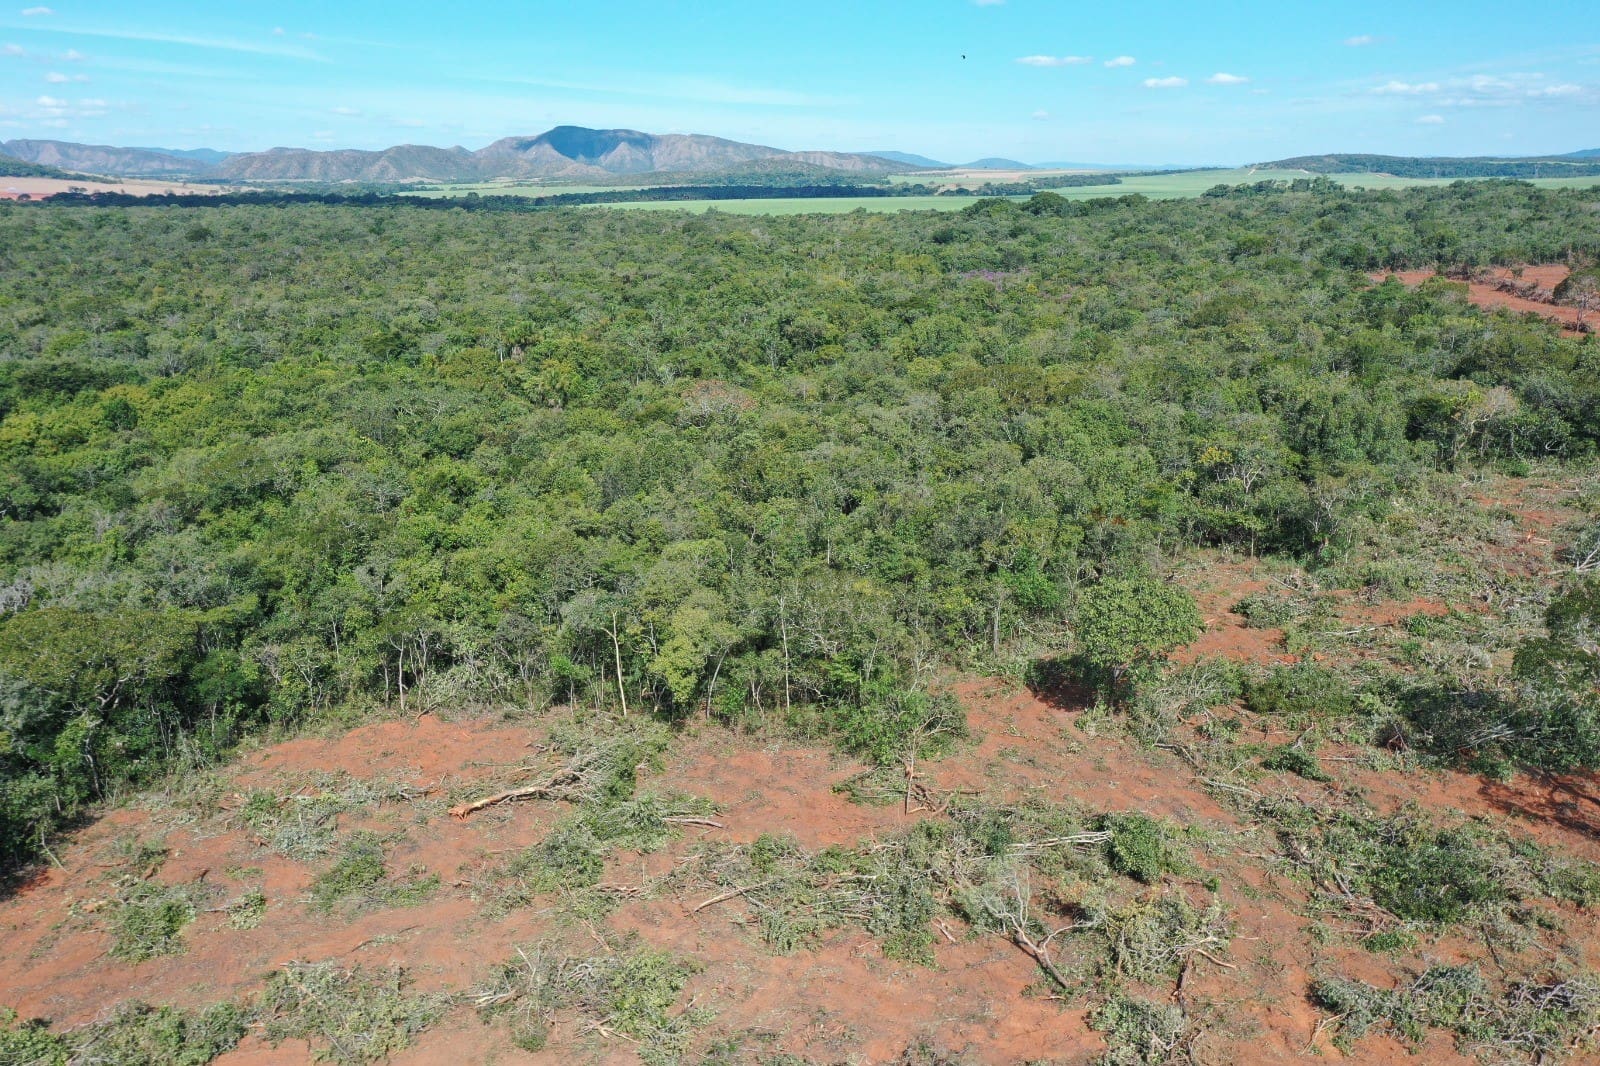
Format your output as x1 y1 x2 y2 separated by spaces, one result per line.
218 144 482 182
1262 152 1600 179
1562 148 1600 160
1033 160 1191 172
869 151 951 169
131 147 233 167
213 126 904 183
962 158 1035 170
0 151 81 180
1 139 214 178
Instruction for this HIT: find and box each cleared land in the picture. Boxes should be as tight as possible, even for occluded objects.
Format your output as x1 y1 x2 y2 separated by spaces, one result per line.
0 176 239 199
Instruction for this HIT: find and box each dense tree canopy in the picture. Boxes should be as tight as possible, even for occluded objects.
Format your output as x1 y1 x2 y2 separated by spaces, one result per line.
0 180 1597 868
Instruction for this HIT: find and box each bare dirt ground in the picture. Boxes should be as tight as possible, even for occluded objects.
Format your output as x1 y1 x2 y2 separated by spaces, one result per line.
1378 265 1590 332
2 474 1597 1064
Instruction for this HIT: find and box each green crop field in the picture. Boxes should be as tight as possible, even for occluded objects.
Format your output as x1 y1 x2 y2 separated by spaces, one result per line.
584 168 1600 215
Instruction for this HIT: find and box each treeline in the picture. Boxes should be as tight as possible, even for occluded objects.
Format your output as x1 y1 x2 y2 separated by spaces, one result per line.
1270 153 1600 179
0 153 80 180
28 179 1092 211
963 174 1124 197
1 181 1598 869
33 186 941 211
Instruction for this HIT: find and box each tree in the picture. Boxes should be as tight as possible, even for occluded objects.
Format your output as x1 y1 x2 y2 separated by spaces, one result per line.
1554 266 1600 330
1073 576 1203 686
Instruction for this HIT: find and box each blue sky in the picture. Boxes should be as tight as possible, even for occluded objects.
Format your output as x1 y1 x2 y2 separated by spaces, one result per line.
1 1 1596 164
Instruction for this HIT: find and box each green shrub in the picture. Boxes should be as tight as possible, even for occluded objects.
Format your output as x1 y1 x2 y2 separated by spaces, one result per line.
1246 663 1357 720
1101 813 1180 884
310 833 438 913
1091 994 1187 1065
474 939 702 1065
1260 744 1331 782
109 882 196 961
1313 967 1600 1059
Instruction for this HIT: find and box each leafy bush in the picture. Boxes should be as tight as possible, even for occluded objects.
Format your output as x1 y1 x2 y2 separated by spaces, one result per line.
474 939 702 1063
1313 967 1600 1060
1092 994 1187 1065
1100 813 1181 884
309 832 438 913
0 1002 245 1066
1260 744 1331 782
1075 577 1204 683
1246 663 1357 720
109 881 196 961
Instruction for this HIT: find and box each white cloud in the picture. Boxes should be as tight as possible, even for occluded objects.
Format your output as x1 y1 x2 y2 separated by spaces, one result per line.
1416 114 1444 124
79 97 105 107
1016 54 1092 67
35 94 64 106
61 48 83 60
1372 80 1439 95
2 42 24 56
330 105 360 115
1344 34 1377 46
1104 55 1135 68
21 6 53 16
44 70 87 83
1418 73 1596 108
1143 76 1187 89
1031 109 1050 120
29 26 324 61
272 27 285 36
1206 72 1249 86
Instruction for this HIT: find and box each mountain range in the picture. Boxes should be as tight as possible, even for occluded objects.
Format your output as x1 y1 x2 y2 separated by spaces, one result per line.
7 129 1600 186
1 127 911 183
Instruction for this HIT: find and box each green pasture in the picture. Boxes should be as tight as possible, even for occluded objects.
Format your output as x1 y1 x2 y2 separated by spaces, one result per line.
410 168 1600 215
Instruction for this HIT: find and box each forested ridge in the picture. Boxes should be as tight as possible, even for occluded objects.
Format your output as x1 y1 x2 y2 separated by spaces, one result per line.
2 180 1599 872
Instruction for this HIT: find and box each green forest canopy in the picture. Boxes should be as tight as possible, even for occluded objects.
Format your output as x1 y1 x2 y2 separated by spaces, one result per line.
1 179 1598 868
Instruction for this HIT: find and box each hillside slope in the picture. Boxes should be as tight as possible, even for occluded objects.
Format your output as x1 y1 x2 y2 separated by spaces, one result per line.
1 139 212 177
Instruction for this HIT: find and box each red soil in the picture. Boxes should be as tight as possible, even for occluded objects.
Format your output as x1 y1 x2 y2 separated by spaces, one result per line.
4 479 1599 1064
1378 265 1591 333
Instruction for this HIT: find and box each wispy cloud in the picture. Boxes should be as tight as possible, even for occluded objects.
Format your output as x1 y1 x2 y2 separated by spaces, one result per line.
1144 76 1187 89
1367 72 1596 107
1016 54 1092 67
22 25 325 61
1206 72 1249 86
2 42 23 56
1031 109 1050 120
20 6 54 16
1104 55 1136 68
1372 80 1439 94
1344 34 1379 46
330 106 361 116
1416 114 1444 124
44 70 87 82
